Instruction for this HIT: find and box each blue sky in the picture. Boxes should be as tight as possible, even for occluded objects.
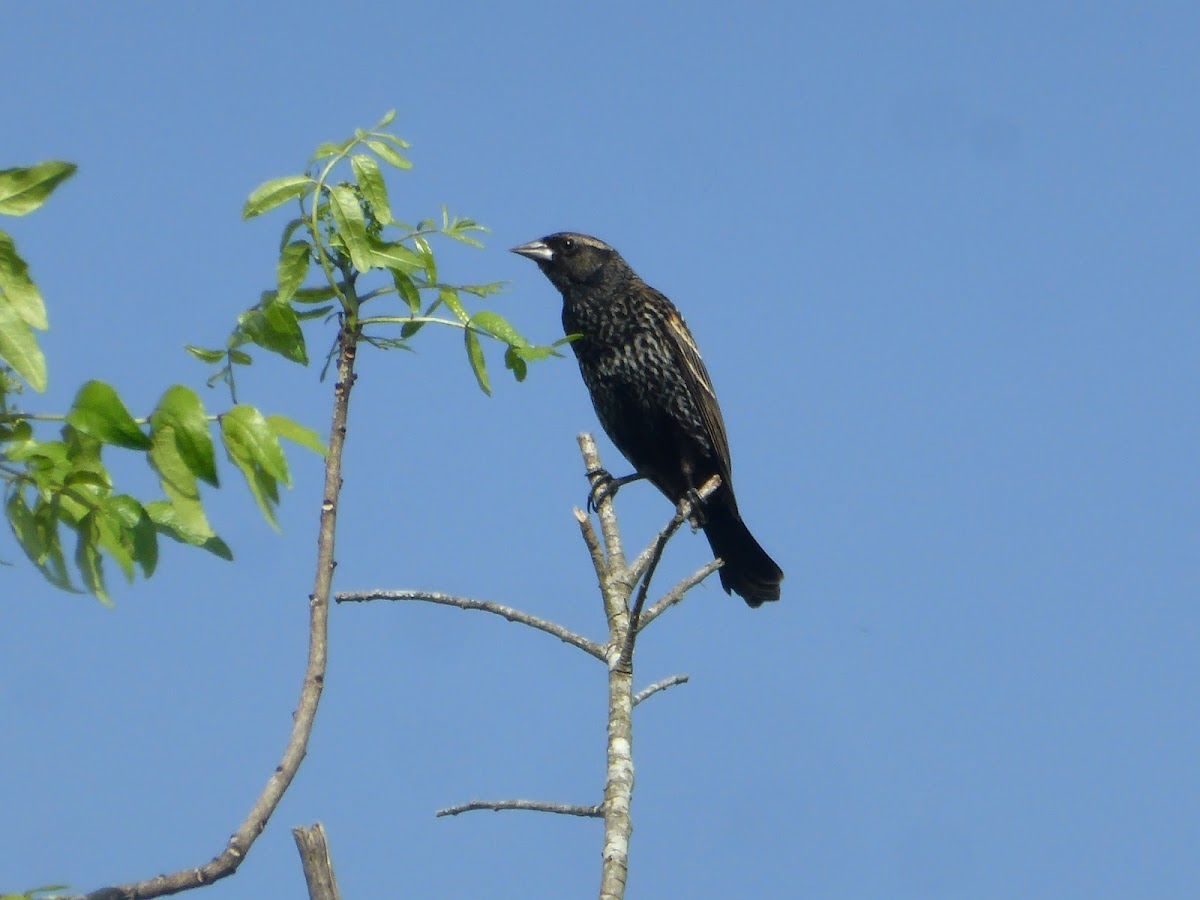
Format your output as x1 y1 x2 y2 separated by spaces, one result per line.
4 2 1198 897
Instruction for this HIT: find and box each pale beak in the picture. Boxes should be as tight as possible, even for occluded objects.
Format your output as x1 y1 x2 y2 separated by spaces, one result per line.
510 239 554 262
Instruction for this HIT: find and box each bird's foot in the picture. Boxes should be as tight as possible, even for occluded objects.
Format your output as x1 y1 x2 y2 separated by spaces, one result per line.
681 487 708 530
585 468 645 513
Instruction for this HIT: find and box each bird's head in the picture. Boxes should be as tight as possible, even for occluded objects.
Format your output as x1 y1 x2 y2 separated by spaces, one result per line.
510 232 623 293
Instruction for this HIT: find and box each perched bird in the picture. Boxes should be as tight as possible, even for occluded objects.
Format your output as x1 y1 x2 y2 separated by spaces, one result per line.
511 232 783 606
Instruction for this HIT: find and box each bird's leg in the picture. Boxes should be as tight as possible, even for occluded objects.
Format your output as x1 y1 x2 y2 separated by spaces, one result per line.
586 468 647 513
681 487 708 530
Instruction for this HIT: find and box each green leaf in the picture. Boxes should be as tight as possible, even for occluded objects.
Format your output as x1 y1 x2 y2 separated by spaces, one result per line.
64 424 108 476
276 241 311 305
0 231 48 329
221 406 289 528
65 381 150 450
63 469 110 490
223 405 289 484
470 310 528 347
0 162 77 216
6 434 67 468
439 287 468 324
0 294 47 390
327 185 371 272
238 300 307 364
445 213 488 239
295 304 334 321
228 349 253 365
366 235 422 272
366 140 413 170
185 345 226 363
515 344 558 362
377 109 397 128
464 328 490 395
278 216 308 250
311 136 354 162
32 499 79 591
393 270 421 313
350 154 392 225
459 281 506 298
376 131 411 150
151 385 218 486
414 235 436 283
7 489 44 563
148 425 216 543
232 452 280 529
145 500 232 560
105 494 158 578
504 345 528 382
292 286 338 304
242 175 314 220
75 510 110 604
267 414 327 455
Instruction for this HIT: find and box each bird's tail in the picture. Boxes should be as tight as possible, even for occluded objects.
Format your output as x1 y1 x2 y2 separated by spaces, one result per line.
702 502 783 607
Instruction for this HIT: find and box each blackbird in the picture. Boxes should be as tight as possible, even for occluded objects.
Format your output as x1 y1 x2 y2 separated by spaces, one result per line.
512 232 783 606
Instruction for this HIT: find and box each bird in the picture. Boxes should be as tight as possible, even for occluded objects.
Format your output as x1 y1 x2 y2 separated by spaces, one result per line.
511 232 783 606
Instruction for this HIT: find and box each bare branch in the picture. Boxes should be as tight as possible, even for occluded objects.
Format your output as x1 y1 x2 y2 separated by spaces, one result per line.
83 321 362 900
292 823 342 900
336 589 604 661
574 506 611 588
618 476 721 671
577 433 627 574
633 674 689 708
436 799 602 819
637 559 723 632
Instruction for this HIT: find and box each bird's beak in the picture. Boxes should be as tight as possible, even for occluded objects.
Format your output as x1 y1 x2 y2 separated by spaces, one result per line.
510 239 554 262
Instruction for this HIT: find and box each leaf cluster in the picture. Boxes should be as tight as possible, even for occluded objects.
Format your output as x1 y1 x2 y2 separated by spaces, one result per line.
0 164 318 602
4 112 566 602
221 109 571 396
4 378 320 604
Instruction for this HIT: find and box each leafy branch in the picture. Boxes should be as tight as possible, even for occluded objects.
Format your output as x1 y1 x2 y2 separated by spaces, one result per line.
21 112 568 900
185 109 570 400
1 162 320 602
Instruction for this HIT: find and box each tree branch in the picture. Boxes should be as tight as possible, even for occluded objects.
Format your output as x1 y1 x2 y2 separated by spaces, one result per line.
335 589 604 661
436 799 602 819
617 476 721 672
637 559 724 633
82 319 362 900
574 436 638 900
578 433 627 577
292 823 342 900
632 674 689 708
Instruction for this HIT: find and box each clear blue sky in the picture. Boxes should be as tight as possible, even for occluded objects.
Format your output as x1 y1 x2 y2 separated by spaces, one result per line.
5 2 1198 897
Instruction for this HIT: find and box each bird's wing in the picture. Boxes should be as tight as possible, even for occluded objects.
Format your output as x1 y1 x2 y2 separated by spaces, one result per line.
652 288 734 487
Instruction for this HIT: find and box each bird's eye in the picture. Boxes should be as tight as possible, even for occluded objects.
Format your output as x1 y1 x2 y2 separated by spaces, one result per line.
562 238 575 251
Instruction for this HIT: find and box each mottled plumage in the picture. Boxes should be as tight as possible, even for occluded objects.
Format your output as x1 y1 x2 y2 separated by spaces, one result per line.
511 232 783 606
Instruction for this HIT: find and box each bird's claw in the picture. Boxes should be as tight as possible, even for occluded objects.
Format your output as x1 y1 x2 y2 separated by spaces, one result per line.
586 467 618 513
682 488 708 530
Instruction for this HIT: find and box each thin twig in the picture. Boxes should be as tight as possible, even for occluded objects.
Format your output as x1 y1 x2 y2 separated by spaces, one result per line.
637 559 723 632
436 799 602 819
83 318 362 900
574 506 611 590
617 476 721 671
578 433 626 574
632 674 689 708
336 589 604 661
